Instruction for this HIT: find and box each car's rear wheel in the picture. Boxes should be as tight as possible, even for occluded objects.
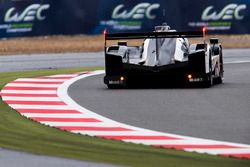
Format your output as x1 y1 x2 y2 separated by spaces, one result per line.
218 47 224 84
214 53 224 84
214 70 223 84
204 53 214 87
204 73 213 88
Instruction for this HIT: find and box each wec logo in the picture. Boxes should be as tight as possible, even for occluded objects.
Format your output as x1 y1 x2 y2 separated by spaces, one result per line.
4 4 50 22
202 4 247 21
112 3 160 19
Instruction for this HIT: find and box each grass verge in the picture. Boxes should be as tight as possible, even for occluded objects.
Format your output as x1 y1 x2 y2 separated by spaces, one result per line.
1 34 250 55
0 67 249 167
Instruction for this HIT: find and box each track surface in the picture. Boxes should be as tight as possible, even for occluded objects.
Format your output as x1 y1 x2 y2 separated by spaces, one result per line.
1 49 250 166
1 49 250 72
68 63 250 145
0 52 103 72
0 148 117 167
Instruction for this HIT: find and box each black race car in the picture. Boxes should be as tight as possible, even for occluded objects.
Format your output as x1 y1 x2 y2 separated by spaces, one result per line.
104 24 224 88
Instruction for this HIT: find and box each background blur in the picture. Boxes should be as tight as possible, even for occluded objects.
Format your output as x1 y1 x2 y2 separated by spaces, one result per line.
0 0 249 38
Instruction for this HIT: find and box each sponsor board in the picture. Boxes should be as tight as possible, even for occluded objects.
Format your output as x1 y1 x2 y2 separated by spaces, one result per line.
0 4 50 34
188 3 248 31
95 1 163 33
0 0 98 38
0 0 250 38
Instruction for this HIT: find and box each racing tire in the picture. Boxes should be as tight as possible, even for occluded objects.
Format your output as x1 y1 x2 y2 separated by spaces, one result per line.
203 51 213 87
214 74 223 84
213 63 223 84
217 62 224 84
204 74 213 88
217 48 224 84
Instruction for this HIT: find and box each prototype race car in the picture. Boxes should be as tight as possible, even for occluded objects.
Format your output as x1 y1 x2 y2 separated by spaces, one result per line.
104 24 224 88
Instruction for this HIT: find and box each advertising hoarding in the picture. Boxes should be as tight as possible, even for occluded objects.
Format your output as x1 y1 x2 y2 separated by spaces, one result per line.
0 0 249 38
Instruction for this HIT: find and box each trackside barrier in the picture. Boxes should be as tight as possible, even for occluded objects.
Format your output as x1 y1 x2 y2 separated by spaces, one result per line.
0 0 249 38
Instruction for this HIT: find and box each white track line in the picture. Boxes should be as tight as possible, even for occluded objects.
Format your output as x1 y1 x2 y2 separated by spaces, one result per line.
72 131 175 136
122 139 224 145
21 113 88 118
9 104 74 110
2 97 61 101
6 83 61 88
1 90 57 94
225 60 250 64
57 70 250 159
16 78 68 82
42 122 121 127
185 148 250 155
46 74 79 78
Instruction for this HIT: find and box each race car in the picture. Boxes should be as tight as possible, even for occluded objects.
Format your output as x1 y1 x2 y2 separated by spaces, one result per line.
104 24 224 88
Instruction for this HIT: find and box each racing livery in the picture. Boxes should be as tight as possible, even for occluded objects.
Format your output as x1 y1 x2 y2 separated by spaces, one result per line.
104 24 224 88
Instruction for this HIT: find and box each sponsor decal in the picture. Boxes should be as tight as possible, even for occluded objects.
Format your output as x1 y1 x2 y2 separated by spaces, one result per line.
100 3 160 31
188 3 247 31
201 4 246 21
0 4 50 33
112 3 159 19
189 78 204 82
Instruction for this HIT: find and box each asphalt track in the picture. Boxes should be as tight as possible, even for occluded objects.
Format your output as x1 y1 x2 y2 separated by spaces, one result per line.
68 63 250 145
0 49 250 166
0 52 103 72
0 148 118 167
1 49 250 72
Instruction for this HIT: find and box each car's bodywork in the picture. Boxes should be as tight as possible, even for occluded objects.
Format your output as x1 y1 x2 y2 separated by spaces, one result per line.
104 25 224 88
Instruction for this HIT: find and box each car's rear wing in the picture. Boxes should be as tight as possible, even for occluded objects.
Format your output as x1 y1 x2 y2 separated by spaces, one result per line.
105 31 204 40
104 28 206 52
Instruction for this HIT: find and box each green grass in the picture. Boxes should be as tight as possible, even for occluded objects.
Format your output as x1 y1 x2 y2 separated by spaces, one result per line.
0 67 249 167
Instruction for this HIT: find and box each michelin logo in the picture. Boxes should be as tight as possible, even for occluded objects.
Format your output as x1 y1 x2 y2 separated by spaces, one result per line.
202 3 246 21
4 4 50 22
112 3 160 20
